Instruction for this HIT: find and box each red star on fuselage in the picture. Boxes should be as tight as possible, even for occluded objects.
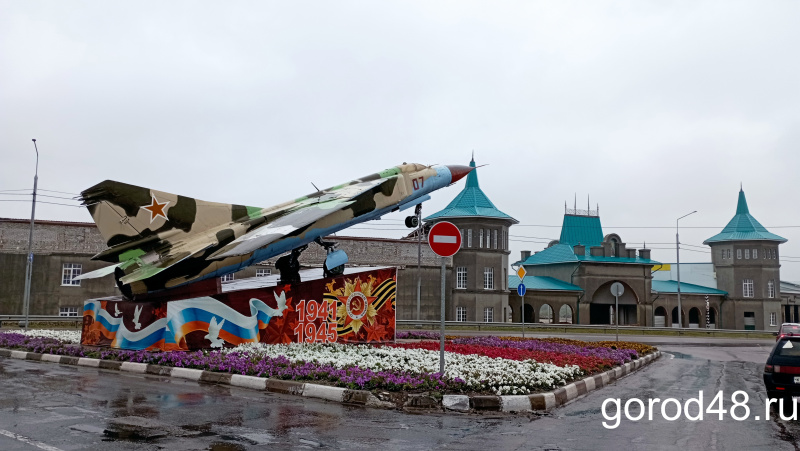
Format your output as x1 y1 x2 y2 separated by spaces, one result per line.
141 195 170 223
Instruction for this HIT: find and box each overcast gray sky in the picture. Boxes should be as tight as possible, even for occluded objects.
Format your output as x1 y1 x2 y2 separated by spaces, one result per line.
2 1 799 281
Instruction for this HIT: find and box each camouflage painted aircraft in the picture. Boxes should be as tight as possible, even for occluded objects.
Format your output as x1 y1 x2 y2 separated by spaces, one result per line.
77 163 473 300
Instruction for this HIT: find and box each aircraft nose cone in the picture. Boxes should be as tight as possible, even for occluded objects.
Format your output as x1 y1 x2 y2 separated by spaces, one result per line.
446 165 474 184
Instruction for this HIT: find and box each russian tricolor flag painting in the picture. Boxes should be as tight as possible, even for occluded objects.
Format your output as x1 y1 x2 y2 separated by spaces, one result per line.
81 267 397 350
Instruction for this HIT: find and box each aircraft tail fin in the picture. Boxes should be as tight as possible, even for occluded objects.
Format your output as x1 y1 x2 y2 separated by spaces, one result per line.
81 180 263 262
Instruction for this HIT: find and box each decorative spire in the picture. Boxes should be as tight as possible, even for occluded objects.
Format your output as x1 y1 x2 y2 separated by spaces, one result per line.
424 156 517 223
465 156 479 188
736 188 750 215
703 187 786 244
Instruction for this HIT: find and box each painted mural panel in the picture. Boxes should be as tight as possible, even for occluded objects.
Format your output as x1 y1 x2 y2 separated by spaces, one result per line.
81 268 396 350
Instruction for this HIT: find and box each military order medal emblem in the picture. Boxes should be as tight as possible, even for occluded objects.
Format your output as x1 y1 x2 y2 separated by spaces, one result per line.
346 291 368 320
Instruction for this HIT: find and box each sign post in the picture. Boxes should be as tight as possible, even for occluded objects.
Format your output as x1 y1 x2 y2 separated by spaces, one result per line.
428 221 462 375
516 266 527 337
610 282 624 342
705 295 710 329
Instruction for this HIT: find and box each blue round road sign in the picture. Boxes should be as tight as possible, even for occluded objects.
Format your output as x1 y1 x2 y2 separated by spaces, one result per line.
517 283 526 296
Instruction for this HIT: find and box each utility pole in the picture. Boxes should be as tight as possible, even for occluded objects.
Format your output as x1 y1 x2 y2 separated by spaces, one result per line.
676 210 697 328
22 139 40 330
415 204 422 321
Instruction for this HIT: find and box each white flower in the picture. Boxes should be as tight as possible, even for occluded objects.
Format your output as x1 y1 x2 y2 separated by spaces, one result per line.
225 342 583 394
11 329 82 344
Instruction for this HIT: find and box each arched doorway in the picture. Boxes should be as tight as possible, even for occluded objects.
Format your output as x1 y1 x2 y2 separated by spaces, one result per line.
590 281 639 325
539 304 554 324
689 308 701 328
523 304 534 323
671 307 686 328
708 307 717 329
559 305 573 324
654 306 668 328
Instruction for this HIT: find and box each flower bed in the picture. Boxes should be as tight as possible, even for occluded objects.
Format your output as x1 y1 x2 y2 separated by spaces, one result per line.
390 341 615 374
0 331 653 396
450 336 639 365
537 337 656 356
396 330 441 340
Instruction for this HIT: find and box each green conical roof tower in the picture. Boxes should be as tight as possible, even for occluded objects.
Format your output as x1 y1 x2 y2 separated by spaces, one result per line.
425 157 517 222
703 188 787 244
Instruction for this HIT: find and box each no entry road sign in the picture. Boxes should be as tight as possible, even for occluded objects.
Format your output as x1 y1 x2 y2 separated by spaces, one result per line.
428 221 462 257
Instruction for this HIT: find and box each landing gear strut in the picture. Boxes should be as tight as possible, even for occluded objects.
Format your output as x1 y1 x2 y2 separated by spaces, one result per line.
276 245 307 285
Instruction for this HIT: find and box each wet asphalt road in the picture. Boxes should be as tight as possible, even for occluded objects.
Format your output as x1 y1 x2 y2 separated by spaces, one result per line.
0 344 798 450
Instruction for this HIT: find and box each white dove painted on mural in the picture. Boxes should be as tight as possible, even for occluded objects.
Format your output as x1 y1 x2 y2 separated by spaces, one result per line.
114 304 121 317
133 305 142 330
249 291 290 318
205 316 226 348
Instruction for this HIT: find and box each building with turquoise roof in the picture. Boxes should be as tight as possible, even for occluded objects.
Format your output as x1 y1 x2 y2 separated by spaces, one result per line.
702 188 786 331
511 204 668 326
424 157 517 323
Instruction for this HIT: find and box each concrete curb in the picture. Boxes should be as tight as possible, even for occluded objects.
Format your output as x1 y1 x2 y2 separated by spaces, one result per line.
0 348 661 414
496 351 663 413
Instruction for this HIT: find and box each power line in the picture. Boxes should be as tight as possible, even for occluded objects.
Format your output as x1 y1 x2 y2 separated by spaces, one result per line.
0 199 83 208
39 189 80 196
516 224 800 229
39 194 79 201
510 234 558 241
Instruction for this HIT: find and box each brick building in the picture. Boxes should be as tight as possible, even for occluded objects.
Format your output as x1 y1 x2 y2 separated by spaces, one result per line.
0 218 450 317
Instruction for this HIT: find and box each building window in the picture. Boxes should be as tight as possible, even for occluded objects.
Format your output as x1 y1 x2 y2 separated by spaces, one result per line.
484 307 494 323
456 306 467 322
744 249 750 259
483 267 494 289
493 230 498 249
737 249 742 259
61 263 82 286
768 280 775 298
727 249 731 259
770 312 778 327
221 273 235 283
479 229 483 248
753 249 758 259
256 269 271 277
59 307 79 317
501 229 506 250
743 279 754 298
485 230 491 248
773 249 777 259
721 249 725 260
456 267 467 289
467 229 472 248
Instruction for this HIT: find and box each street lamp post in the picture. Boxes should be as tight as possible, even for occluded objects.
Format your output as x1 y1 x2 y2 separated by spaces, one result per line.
676 210 697 328
21 139 40 330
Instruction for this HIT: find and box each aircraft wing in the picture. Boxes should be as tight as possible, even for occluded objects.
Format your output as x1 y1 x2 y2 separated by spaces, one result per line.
118 243 214 285
207 177 391 259
73 263 122 281
206 198 355 259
